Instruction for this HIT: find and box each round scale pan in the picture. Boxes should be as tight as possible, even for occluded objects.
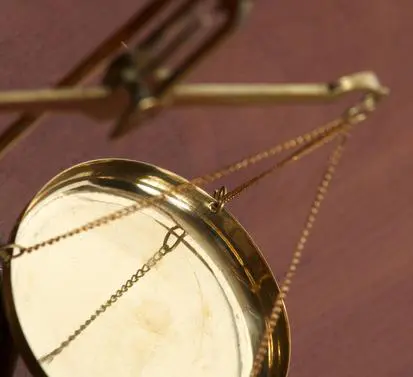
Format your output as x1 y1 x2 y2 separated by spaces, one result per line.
2 159 290 377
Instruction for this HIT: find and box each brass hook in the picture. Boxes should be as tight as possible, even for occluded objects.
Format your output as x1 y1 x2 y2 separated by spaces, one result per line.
0 243 25 263
210 186 228 213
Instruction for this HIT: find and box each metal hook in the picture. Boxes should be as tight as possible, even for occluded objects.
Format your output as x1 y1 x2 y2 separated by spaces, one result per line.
0 243 25 263
210 186 228 213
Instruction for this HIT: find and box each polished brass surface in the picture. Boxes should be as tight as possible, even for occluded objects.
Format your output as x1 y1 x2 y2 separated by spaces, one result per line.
0 72 388 120
2 159 291 377
0 86 381 377
0 1 391 377
0 0 388 152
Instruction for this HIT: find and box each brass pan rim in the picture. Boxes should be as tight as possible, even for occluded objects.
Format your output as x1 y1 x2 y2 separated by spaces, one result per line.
2 158 291 377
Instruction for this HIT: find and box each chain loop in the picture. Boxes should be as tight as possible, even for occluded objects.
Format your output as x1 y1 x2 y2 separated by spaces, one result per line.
0 243 25 263
342 93 378 125
210 186 228 213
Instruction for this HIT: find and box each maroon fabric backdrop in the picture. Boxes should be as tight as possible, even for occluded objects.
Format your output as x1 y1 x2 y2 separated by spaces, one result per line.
0 1 411 376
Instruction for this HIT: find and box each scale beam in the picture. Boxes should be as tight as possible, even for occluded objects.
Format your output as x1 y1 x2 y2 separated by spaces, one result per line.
0 0 388 149
0 71 389 125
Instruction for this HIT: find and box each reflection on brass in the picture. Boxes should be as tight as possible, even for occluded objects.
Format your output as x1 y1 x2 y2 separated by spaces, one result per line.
0 0 388 149
0 91 379 376
2 159 291 377
0 1 390 377
0 72 388 135
210 186 228 213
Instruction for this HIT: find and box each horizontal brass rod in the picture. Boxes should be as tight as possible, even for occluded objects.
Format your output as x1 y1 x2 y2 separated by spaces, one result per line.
173 84 334 105
0 71 389 120
0 88 109 112
173 71 388 106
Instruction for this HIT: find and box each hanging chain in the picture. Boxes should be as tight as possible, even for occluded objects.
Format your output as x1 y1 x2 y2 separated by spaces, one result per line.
39 225 186 364
250 133 349 377
0 119 340 261
212 119 350 209
0 92 381 369
212 93 377 209
0 93 379 264
39 122 348 364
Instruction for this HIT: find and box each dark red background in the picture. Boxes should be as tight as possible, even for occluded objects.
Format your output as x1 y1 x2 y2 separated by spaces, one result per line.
0 1 411 376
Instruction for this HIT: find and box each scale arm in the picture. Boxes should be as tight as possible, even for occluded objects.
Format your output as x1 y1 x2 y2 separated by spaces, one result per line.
0 70 389 121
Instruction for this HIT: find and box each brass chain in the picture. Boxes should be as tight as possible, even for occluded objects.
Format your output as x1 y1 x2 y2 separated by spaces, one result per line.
39 121 347 364
0 118 339 261
0 93 381 370
0 93 378 263
213 120 350 207
39 225 186 364
215 92 377 206
250 133 349 377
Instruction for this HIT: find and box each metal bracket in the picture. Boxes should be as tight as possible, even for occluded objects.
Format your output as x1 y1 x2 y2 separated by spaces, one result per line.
210 186 228 213
0 0 389 157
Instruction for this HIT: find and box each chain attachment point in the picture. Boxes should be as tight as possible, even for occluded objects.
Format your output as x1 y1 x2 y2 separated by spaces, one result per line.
210 186 228 213
0 243 25 263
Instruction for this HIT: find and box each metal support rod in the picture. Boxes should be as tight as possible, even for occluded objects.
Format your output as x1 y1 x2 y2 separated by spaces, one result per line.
171 80 389 106
0 71 389 120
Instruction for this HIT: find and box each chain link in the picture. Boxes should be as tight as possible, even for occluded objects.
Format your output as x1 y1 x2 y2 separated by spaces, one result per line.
0 244 25 263
39 225 186 364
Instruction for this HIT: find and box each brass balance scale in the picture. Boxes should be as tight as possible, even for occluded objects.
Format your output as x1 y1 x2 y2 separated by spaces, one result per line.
0 1 389 377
